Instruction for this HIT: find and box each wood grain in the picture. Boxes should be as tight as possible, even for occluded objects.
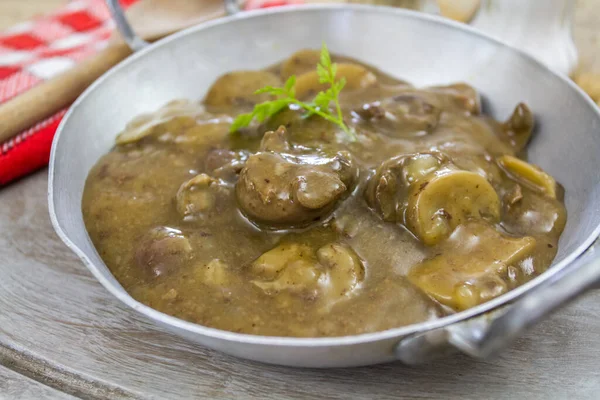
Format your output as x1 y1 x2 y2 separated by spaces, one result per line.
0 366 76 400
0 44 133 144
2 161 600 400
0 1 599 399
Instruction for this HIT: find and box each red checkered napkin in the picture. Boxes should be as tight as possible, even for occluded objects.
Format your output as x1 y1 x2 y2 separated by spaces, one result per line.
0 0 139 185
0 0 302 186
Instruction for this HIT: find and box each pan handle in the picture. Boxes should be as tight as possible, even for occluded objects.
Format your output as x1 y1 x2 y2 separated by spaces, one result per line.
224 0 244 15
107 0 240 52
106 0 149 51
397 237 600 364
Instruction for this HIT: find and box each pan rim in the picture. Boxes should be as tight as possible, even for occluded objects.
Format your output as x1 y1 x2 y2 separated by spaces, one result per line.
48 3 600 348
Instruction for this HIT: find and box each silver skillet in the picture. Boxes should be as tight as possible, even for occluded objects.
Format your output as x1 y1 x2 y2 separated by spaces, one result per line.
48 3 600 367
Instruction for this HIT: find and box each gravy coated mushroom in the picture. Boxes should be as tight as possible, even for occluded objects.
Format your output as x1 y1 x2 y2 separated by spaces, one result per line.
236 130 357 228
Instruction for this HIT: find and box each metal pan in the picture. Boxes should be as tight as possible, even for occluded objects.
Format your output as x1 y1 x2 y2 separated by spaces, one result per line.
48 4 600 367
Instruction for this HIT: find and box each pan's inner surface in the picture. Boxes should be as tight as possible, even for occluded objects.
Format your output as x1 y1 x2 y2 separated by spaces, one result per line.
80 47 567 337
51 7 600 343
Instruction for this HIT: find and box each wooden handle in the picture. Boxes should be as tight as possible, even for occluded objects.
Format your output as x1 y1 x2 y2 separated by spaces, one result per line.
0 43 132 143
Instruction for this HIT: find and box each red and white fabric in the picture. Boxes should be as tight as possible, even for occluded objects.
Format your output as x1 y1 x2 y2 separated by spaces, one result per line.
0 0 299 186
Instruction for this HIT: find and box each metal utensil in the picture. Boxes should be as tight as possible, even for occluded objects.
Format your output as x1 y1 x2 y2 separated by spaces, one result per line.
49 4 600 367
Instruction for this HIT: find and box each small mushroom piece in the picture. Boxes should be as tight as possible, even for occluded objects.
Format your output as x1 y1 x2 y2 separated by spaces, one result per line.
362 95 441 137
365 156 409 222
504 184 524 207
502 103 535 151
449 153 504 186
175 173 230 218
204 149 249 183
250 242 321 295
426 83 481 114
204 71 282 108
317 243 365 302
250 243 313 280
332 215 360 238
294 63 377 99
198 259 231 286
134 227 192 277
405 169 501 245
170 121 230 147
252 259 321 294
260 125 291 152
453 274 509 311
294 170 346 209
354 102 386 121
501 189 567 236
402 153 446 184
280 49 323 79
328 150 359 185
498 155 556 199
115 100 202 145
408 222 536 310
250 241 365 303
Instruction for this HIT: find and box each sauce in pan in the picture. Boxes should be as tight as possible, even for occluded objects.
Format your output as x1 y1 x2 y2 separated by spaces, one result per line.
82 50 566 337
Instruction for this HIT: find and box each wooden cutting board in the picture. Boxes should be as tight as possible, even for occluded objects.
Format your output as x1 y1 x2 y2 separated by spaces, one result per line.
1 1 599 399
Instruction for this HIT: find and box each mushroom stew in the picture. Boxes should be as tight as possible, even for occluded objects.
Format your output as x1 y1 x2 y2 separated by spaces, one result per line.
82 49 566 337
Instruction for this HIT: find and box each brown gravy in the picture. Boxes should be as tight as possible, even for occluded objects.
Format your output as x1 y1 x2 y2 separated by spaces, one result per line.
82 50 566 337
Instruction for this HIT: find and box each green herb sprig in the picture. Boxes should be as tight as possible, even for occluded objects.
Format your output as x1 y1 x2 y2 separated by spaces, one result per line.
230 43 356 141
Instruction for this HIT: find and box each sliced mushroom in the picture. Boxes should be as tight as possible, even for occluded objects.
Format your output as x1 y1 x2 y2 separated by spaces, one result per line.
294 63 377 99
175 173 230 218
498 155 556 198
449 153 504 186
402 153 447 184
264 107 340 146
408 222 536 310
250 241 364 304
250 242 313 280
134 227 192 277
405 169 501 245
115 100 204 145
168 121 230 147
252 259 321 294
236 151 356 228
355 95 441 137
365 153 447 222
317 243 365 302
204 71 282 108
280 49 322 79
394 84 480 115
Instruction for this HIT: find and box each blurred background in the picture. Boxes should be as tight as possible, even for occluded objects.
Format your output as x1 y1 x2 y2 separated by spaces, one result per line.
1 0 598 103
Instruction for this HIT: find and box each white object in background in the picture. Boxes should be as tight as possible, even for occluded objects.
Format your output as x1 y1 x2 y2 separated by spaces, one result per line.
468 0 578 76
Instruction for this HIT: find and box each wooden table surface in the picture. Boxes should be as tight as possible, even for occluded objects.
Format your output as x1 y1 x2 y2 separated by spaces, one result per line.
1 1 599 399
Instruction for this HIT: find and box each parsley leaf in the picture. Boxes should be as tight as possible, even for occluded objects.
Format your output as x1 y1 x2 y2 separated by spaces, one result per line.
229 43 355 141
